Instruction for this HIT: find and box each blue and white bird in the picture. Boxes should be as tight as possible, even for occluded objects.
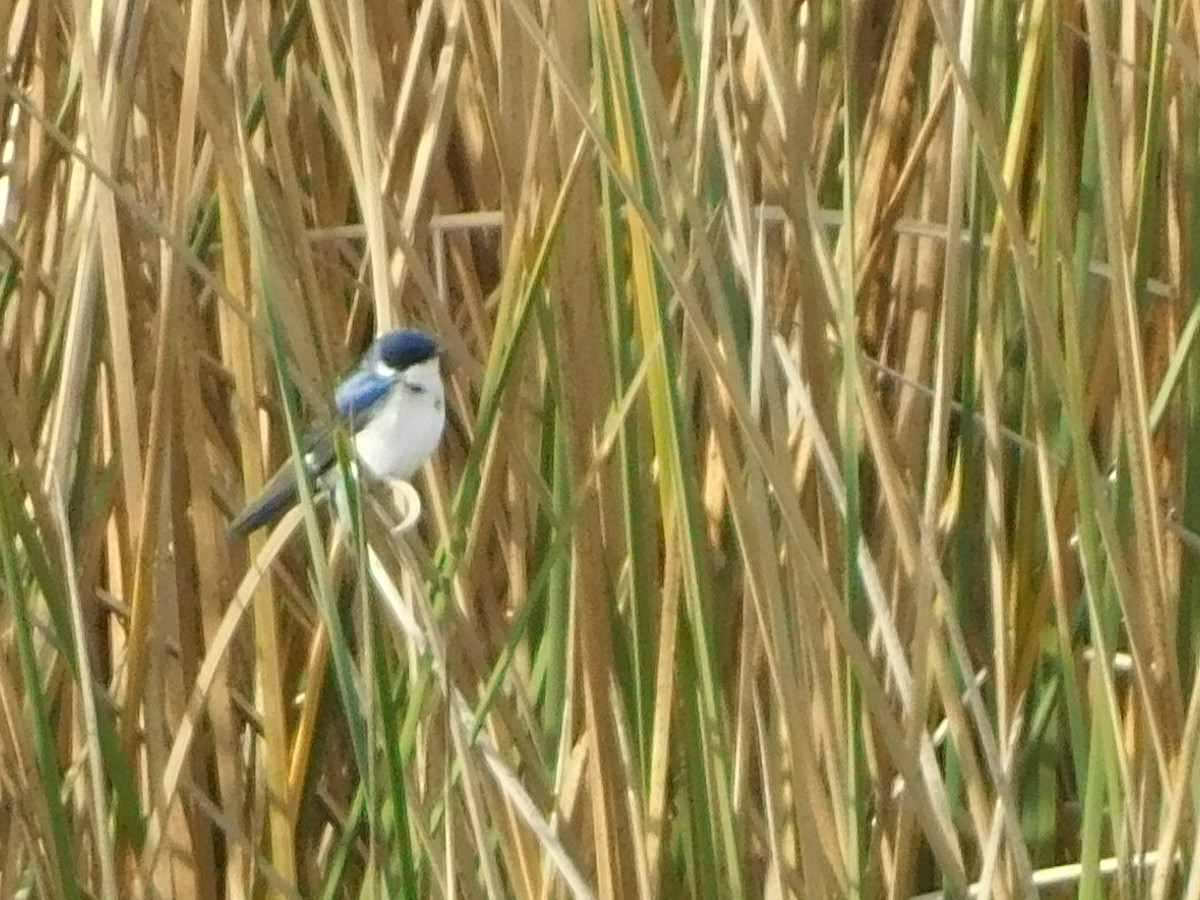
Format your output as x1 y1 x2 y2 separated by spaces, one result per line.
227 328 447 537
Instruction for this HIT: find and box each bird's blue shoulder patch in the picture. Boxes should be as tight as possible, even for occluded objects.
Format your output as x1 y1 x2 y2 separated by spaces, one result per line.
334 369 392 423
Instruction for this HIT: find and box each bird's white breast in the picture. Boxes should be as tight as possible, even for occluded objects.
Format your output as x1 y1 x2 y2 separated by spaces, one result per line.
353 358 446 481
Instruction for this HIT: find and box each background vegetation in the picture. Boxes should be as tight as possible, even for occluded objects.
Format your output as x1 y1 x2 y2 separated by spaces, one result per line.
0 0 1196 897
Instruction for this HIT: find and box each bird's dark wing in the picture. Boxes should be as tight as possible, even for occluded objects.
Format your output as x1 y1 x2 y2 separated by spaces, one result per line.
226 430 337 538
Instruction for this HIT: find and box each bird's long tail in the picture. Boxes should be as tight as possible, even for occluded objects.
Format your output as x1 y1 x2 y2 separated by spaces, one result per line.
226 469 300 538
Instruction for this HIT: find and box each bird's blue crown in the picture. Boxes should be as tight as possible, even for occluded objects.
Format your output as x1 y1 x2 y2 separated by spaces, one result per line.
377 329 440 370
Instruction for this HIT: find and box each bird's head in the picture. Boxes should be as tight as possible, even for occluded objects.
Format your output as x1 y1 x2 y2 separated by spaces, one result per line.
374 329 443 394
334 328 443 423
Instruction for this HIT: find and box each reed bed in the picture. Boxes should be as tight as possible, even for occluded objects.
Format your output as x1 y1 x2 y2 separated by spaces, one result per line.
0 0 1196 897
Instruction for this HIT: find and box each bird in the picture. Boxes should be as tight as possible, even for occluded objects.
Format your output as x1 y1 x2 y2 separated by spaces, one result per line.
227 328 447 538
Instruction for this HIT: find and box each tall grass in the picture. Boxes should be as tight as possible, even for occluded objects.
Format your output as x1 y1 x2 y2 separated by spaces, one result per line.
0 0 1196 897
